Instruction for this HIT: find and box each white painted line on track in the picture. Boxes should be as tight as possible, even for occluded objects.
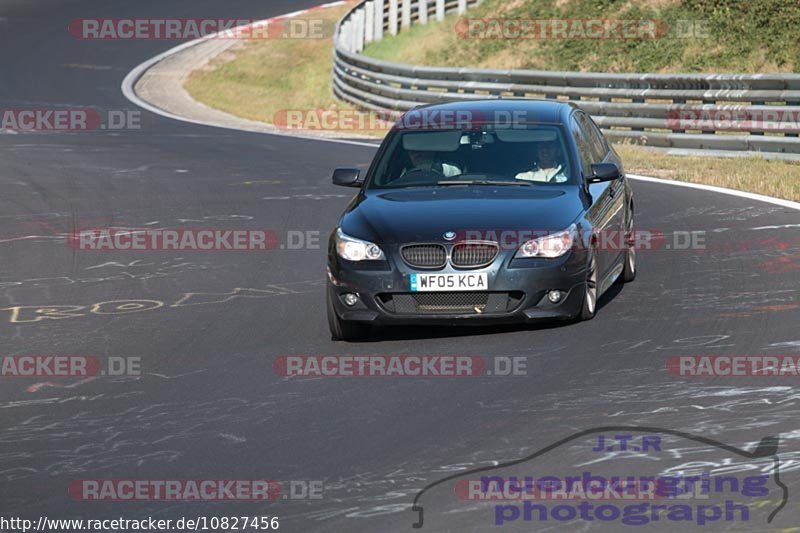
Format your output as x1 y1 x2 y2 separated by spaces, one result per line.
628 174 800 211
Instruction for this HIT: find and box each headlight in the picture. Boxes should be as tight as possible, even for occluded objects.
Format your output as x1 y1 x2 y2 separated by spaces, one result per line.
515 224 577 259
335 228 385 261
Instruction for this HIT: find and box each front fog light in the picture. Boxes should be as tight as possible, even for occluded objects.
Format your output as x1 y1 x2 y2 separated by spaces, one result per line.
343 293 359 307
547 291 563 303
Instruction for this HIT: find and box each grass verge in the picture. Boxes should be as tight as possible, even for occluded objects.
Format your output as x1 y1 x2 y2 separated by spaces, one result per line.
185 4 384 138
615 144 800 202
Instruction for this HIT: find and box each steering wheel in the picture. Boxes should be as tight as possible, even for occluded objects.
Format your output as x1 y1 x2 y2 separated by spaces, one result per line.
402 166 445 177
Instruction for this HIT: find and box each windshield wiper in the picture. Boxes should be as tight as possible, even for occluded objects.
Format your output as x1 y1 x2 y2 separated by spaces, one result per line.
436 179 533 186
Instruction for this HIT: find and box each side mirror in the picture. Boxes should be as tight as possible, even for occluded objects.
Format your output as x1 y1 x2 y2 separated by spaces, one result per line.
587 163 620 183
332 168 362 187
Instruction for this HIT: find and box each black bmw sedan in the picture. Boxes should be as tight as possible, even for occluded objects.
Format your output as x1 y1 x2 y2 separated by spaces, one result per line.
326 100 635 340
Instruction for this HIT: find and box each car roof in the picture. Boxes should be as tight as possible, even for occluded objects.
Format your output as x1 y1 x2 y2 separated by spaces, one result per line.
401 98 577 126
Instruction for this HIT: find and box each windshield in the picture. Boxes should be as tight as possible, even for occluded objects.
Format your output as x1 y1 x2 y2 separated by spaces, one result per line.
367 125 575 189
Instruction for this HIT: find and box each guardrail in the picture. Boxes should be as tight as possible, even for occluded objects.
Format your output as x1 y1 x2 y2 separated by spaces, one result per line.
332 0 800 157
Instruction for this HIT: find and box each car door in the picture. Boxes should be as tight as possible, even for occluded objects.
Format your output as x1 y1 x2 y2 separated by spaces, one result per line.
570 112 622 283
579 111 626 275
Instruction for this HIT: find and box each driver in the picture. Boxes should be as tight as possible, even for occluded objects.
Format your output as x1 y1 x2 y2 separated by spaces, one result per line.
514 140 568 183
401 149 461 178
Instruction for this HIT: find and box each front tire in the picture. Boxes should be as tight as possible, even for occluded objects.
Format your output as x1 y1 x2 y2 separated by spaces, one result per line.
621 205 636 283
327 289 370 341
578 247 598 321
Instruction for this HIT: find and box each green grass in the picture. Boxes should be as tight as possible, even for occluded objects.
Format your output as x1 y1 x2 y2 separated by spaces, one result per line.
363 0 800 73
615 143 800 201
185 4 384 137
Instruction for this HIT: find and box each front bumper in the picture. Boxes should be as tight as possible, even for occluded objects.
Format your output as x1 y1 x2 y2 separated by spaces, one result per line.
327 246 589 326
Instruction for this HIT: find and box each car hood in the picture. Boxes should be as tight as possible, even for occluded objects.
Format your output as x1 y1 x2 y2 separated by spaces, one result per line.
340 186 585 244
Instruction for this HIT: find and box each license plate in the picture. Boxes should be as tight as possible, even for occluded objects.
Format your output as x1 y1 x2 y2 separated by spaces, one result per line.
410 273 488 292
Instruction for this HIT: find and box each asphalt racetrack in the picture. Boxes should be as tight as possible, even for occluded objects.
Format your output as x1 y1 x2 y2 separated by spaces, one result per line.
1 1 799 531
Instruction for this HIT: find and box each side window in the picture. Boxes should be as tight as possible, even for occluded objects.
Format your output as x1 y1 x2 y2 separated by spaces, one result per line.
578 112 608 163
570 116 593 176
